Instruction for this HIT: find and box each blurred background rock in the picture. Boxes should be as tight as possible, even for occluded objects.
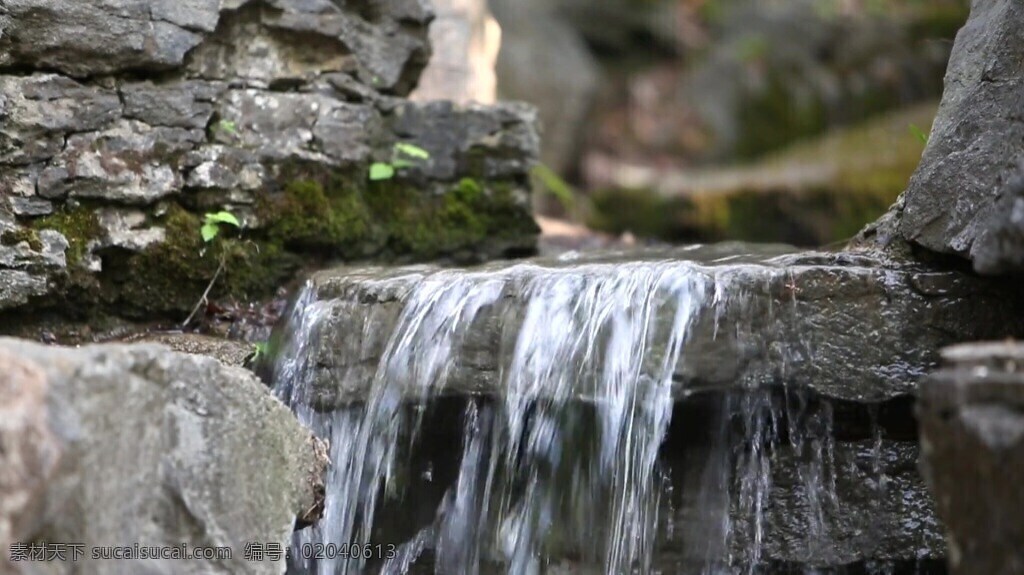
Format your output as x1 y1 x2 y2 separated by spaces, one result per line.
417 0 969 247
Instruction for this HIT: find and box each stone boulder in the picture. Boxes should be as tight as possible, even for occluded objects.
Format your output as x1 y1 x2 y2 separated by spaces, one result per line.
918 341 1024 575
0 339 324 575
866 0 1024 274
0 0 540 328
279 245 1024 409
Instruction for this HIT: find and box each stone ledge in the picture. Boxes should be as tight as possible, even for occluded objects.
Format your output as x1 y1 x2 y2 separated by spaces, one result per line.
285 246 1024 409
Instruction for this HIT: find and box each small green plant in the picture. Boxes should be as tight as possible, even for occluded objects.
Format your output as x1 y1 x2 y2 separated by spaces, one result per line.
184 210 242 327
369 142 431 181
200 211 241 243
214 119 238 136
909 124 929 145
252 341 269 362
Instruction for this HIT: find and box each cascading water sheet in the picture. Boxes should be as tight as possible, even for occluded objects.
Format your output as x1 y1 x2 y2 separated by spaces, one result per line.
271 248 946 575
273 261 709 574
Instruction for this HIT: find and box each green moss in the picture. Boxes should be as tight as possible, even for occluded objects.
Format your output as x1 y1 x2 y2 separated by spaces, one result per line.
261 178 372 254
366 179 481 257
1 228 43 251
363 177 535 259
113 205 296 316
32 208 101 265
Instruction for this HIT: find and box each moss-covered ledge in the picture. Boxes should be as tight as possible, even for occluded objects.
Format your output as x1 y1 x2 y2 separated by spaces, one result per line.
3 166 538 325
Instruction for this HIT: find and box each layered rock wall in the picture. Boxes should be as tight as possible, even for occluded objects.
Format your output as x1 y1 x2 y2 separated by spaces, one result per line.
0 0 540 324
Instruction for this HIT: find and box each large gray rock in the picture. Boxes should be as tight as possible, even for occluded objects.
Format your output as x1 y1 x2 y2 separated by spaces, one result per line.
972 165 1024 274
282 245 1024 409
918 341 1024 575
0 349 60 575
0 339 324 575
873 0 1024 274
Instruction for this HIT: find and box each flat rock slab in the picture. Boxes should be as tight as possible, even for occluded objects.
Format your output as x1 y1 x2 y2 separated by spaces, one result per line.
285 245 1024 408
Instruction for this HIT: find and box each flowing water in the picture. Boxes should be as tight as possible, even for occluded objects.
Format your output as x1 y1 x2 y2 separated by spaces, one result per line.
270 251 935 575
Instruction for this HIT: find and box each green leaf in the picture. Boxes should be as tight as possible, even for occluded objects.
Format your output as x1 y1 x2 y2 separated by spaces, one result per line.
369 162 395 181
395 142 430 160
204 211 241 227
200 223 219 243
391 159 415 169
909 124 929 145
216 119 237 135
253 341 269 360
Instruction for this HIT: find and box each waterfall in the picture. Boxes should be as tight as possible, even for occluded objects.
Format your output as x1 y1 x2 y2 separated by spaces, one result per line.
273 261 708 574
270 256 931 574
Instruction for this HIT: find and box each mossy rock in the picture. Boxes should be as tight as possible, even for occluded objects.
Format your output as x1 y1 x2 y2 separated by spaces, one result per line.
260 169 537 262
1 227 44 252
32 207 102 265
260 176 373 254
106 205 298 317
5 163 537 322
367 177 537 259
589 103 936 247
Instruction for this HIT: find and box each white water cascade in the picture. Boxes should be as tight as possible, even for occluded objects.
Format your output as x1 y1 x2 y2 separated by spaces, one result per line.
270 253 940 575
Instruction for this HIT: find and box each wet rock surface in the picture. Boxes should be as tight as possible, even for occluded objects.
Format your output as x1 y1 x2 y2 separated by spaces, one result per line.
0 0 539 325
289 245 1024 408
321 392 945 573
868 0 1024 274
0 338 324 575
918 341 1024 575
723 439 942 568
